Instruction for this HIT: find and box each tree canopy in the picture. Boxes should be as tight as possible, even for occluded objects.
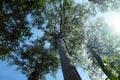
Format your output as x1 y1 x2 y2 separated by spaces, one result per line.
9 37 59 80
0 0 45 57
1 0 120 80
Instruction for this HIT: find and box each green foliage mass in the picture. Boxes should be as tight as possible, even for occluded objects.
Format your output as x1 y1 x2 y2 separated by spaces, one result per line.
0 0 45 57
9 37 59 80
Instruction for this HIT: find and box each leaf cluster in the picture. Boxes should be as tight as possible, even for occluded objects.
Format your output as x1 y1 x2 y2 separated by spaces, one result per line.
0 0 45 57
9 37 59 80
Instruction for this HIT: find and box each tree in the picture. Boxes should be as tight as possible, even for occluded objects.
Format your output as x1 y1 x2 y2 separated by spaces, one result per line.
29 0 85 80
0 0 45 58
1 0 88 80
78 0 120 79
86 15 120 80
9 37 59 80
2 0 120 80
89 0 103 3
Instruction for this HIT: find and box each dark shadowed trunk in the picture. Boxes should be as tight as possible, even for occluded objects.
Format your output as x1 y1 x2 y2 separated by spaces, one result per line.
28 57 44 80
28 69 40 80
89 48 117 80
56 38 82 80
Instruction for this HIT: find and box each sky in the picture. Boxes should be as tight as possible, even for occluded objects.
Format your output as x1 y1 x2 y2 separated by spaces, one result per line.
0 0 90 80
75 0 88 3
0 61 26 80
0 60 90 80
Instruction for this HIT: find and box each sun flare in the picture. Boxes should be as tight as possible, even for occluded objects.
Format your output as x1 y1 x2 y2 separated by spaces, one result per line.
104 12 120 34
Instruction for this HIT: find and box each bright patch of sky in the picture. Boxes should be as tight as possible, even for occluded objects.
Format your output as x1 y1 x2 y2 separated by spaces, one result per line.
23 14 44 45
27 14 44 40
75 0 88 4
89 10 120 35
104 11 120 34
84 11 120 56
44 41 50 49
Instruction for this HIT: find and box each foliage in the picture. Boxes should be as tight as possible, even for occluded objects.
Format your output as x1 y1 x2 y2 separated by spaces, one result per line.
30 0 88 67
9 37 59 80
1 0 86 79
84 1 120 79
89 0 120 12
1 0 120 80
103 57 120 80
0 0 45 58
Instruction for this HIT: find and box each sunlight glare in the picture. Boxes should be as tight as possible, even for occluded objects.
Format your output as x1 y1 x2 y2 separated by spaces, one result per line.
104 12 120 34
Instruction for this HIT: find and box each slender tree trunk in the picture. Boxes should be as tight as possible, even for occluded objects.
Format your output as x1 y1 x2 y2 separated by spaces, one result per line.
28 69 40 80
89 48 116 80
28 58 44 80
56 38 82 80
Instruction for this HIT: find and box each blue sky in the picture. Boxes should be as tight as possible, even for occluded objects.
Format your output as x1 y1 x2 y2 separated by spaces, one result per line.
0 61 26 80
0 61 90 80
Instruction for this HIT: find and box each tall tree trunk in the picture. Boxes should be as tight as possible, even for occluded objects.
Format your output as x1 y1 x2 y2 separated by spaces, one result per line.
56 38 82 80
89 48 117 80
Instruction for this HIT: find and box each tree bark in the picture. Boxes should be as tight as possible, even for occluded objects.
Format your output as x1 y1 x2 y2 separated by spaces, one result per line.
56 38 82 80
89 48 116 80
